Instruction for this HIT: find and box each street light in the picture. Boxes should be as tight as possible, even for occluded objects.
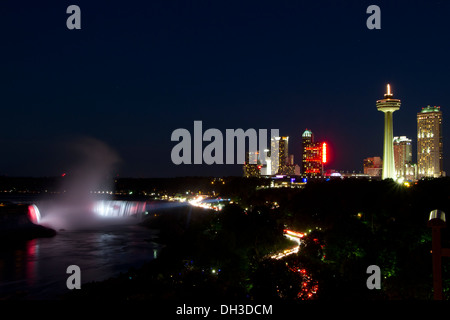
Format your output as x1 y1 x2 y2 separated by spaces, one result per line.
428 209 450 300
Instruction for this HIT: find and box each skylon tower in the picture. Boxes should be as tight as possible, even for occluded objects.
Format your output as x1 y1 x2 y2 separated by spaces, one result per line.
376 84 401 180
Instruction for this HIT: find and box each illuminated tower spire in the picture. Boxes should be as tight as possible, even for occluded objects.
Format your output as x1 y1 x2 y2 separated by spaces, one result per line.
376 84 401 180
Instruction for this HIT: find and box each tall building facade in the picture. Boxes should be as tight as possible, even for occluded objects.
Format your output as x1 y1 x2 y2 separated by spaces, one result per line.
363 156 382 177
302 129 327 176
393 136 412 178
417 105 443 178
404 163 418 181
260 149 272 176
376 84 401 180
243 151 261 178
301 129 313 175
270 136 295 175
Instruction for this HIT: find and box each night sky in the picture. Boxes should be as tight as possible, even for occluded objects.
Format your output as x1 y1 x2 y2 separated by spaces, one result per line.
1 0 449 178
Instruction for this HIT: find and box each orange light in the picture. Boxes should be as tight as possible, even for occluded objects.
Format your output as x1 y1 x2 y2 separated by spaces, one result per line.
322 142 327 164
284 229 305 238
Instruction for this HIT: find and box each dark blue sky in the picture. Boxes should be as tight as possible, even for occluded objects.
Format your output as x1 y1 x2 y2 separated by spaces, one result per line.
1 0 449 177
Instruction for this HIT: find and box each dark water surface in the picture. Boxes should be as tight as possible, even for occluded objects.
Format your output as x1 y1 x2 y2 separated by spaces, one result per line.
0 223 160 299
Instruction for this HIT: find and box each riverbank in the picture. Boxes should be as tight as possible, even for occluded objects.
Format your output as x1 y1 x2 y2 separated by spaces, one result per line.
0 224 56 241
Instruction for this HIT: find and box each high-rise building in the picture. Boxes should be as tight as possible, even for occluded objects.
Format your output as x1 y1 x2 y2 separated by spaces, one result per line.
279 153 295 175
417 105 443 178
376 84 401 180
288 154 294 166
363 156 383 177
405 163 418 181
260 149 271 176
243 151 261 178
302 129 327 176
271 136 290 175
270 137 279 174
258 149 270 176
302 129 315 175
393 136 413 178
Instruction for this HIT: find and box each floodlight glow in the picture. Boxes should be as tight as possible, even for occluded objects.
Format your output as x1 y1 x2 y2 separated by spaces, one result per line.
28 204 41 225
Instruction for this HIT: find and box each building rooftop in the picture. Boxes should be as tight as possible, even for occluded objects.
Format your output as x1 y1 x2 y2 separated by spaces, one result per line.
302 129 313 138
393 136 412 143
420 105 441 113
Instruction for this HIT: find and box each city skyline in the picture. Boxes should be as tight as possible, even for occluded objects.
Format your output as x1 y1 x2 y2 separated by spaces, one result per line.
3 1 450 306
1 1 450 178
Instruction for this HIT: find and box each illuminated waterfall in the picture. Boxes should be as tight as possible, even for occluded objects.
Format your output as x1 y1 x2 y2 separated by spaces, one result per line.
92 200 147 218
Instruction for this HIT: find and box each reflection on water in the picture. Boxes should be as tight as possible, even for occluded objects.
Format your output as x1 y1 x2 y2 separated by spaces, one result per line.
0 224 159 299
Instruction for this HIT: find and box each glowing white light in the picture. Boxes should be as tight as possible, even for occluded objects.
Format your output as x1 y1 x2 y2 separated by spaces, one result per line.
330 172 342 177
270 246 299 260
28 204 41 225
93 200 147 217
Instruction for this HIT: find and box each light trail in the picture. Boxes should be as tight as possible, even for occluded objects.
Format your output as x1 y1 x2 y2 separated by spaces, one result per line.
270 230 305 259
187 196 227 211
270 229 318 299
270 246 299 260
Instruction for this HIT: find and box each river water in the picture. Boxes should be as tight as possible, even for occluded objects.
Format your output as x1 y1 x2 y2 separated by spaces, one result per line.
0 195 160 300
